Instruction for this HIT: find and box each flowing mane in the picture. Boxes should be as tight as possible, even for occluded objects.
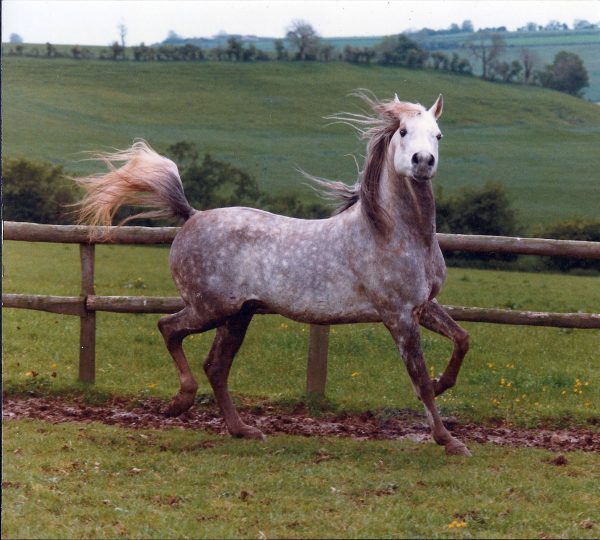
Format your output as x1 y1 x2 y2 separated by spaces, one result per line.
311 91 426 237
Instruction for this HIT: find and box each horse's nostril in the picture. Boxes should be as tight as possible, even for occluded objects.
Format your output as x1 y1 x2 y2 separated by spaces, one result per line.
428 155 435 167
411 153 419 165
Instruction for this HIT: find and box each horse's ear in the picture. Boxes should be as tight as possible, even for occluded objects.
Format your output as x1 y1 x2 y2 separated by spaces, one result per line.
394 93 400 103
429 94 443 119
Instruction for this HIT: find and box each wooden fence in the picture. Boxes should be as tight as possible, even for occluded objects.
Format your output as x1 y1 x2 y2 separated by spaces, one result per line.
4 221 600 393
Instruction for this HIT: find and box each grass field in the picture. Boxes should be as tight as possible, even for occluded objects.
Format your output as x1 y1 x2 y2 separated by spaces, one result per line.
3 57 600 228
3 240 599 540
3 420 599 539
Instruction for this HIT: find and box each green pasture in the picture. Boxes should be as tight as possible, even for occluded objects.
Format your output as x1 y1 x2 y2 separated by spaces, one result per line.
3 57 600 228
3 241 599 428
3 419 599 539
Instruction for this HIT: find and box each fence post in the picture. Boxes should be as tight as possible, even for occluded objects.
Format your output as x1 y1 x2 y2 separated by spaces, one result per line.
79 243 96 383
306 324 330 397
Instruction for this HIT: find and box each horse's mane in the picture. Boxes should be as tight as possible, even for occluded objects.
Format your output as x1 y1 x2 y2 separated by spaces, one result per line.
309 91 425 237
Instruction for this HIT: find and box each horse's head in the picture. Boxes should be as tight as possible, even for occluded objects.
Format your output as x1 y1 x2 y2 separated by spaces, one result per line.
389 94 444 183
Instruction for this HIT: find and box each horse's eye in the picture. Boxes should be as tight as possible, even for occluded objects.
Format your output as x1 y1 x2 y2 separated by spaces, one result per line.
399 128 407 138
436 133 443 141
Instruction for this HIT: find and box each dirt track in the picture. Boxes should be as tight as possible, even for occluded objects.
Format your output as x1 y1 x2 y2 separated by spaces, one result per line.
3 395 599 453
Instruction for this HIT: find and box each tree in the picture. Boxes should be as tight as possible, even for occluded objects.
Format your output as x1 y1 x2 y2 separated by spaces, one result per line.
226 37 243 61
3 158 76 224
317 43 335 62
431 51 449 70
71 45 83 59
537 51 589 96
343 46 376 64
376 34 428 68
519 48 539 84
466 33 506 79
286 20 320 60
110 41 125 60
450 53 472 74
461 20 474 33
46 42 56 57
117 22 127 49
9 33 23 44
164 30 184 44
273 39 288 60
491 60 523 83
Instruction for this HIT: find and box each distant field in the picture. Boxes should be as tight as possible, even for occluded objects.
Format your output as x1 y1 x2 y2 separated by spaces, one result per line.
3 57 600 228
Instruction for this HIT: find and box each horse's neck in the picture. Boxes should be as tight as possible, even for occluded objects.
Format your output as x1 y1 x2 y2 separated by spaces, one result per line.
380 168 437 243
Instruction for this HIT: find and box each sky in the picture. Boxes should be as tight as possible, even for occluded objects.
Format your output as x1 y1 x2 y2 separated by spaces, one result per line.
2 0 599 46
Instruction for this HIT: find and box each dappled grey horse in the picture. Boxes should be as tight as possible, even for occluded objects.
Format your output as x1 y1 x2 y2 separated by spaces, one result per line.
76 92 471 455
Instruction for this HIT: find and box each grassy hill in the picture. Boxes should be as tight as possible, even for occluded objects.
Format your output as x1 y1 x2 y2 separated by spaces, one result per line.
3 56 600 228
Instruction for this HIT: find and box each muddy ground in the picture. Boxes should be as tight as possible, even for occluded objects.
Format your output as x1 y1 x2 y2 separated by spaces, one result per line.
3 395 599 453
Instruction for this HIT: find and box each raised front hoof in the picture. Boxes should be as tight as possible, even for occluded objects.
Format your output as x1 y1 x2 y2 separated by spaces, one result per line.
445 440 471 457
230 425 267 441
164 393 195 417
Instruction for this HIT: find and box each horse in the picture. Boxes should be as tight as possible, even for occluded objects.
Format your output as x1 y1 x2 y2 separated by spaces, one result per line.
75 92 471 456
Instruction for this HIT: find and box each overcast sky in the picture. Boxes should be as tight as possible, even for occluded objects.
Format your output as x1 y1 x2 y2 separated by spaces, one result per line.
3 0 599 46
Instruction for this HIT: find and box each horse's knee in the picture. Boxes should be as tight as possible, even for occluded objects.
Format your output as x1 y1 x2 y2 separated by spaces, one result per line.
455 329 469 356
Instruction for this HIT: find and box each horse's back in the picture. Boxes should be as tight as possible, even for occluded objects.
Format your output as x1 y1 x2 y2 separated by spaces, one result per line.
168 206 378 321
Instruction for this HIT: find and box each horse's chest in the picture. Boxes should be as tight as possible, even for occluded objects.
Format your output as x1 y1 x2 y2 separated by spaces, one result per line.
373 242 446 304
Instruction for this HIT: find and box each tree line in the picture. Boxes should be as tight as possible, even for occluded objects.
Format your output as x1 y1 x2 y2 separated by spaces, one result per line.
3 152 598 273
3 20 589 97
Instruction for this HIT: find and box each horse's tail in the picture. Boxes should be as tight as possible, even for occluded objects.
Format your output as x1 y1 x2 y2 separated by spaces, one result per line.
74 140 195 227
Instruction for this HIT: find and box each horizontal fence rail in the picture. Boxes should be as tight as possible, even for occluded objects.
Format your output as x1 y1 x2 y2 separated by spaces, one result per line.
4 293 600 329
5 221 600 258
3 221 600 391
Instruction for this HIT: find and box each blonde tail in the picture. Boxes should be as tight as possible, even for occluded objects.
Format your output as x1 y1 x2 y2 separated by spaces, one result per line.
74 140 194 227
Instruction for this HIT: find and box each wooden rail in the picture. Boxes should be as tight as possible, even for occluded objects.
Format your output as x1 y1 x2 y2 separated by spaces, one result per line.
4 294 600 329
5 221 600 258
3 221 600 392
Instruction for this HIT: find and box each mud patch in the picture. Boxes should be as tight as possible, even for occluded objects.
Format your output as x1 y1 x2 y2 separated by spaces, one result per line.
3 395 599 453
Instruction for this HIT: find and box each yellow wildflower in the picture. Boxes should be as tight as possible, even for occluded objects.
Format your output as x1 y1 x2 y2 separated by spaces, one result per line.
448 520 467 529
351 371 359 378
51 363 58 370
147 383 157 389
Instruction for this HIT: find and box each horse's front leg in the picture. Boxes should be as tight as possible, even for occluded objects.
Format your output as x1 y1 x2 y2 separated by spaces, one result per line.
383 310 471 456
419 299 469 396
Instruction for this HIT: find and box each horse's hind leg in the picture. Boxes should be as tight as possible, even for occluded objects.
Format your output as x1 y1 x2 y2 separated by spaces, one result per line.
158 306 219 417
384 311 470 456
203 311 265 440
419 300 469 396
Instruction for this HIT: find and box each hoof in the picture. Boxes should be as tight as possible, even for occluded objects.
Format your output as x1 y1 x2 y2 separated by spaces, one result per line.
231 425 267 441
445 440 471 457
164 393 195 417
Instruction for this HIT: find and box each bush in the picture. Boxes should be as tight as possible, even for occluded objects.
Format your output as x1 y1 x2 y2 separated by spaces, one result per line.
437 181 519 236
2 157 77 224
437 181 521 266
536 219 600 272
166 141 328 219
